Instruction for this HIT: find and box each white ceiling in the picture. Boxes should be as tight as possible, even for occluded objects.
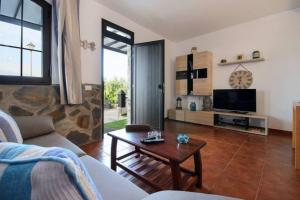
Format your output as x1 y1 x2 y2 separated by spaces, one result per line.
95 0 300 42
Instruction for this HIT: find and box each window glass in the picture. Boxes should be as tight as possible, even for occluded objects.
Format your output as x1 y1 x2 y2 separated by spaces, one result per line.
104 37 130 54
23 0 43 25
23 25 42 51
0 0 22 19
22 50 42 77
107 26 131 39
0 0 49 84
0 46 21 76
0 20 21 47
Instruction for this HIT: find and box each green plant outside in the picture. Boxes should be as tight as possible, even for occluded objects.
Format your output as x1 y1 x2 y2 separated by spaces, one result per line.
104 77 127 106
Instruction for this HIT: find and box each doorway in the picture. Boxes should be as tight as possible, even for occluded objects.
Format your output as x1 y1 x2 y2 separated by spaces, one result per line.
101 19 134 134
132 40 165 130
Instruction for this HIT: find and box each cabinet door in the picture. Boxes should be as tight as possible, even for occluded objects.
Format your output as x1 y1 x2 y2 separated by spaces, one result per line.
168 109 176 120
175 110 185 121
176 80 187 96
176 55 187 71
185 111 214 126
168 109 185 121
193 79 212 96
193 52 211 69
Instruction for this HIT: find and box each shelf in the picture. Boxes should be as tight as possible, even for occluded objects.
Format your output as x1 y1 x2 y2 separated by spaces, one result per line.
214 112 268 135
214 111 268 120
117 151 197 190
215 125 266 135
218 58 265 66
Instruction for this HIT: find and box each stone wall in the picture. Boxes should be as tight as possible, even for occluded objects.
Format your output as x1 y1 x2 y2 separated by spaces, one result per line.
0 84 102 146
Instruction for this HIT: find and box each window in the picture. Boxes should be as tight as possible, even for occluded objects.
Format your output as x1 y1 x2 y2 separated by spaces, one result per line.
0 0 51 85
102 19 134 55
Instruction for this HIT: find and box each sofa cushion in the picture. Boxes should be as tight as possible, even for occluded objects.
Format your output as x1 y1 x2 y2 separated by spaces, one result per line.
24 132 86 157
0 142 102 200
14 116 55 140
142 191 239 200
80 155 148 200
0 110 23 143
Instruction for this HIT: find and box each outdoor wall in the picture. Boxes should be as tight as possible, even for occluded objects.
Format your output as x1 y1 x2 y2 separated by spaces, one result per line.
80 0 176 117
175 8 300 131
0 84 102 146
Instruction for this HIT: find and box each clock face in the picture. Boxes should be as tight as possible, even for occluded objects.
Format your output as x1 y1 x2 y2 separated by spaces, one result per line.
229 70 253 89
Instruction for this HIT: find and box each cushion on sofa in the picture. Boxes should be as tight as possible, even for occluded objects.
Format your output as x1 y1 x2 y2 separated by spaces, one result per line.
24 132 86 157
0 110 23 143
142 191 239 200
14 116 55 140
0 142 102 200
80 155 148 200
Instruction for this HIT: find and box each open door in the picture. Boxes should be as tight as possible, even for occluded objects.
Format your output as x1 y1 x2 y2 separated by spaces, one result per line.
132 40 165 130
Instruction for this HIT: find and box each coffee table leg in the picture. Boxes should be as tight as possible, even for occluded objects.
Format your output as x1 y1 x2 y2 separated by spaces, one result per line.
111 137 118 171
170 160 182 190
194 150 202 188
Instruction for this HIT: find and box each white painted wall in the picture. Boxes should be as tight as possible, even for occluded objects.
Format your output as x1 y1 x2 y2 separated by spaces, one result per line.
175 8 300 131
79 0 176 117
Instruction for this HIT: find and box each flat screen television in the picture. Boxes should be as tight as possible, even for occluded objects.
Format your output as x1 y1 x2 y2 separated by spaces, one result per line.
213 89 256 112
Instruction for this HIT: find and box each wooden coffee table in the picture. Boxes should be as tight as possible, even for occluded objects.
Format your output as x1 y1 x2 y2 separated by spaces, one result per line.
108 129 206 191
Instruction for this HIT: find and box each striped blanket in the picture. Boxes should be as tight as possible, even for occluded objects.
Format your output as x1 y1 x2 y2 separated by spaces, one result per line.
0 142 102 200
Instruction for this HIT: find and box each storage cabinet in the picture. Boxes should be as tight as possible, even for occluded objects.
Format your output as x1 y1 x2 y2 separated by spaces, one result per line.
168 109 214 126
168 109 185 121
176 80 187 96
176 55 188 71
193 52 211 69
175 51 213 96
193 79 212 96
185 111 214 126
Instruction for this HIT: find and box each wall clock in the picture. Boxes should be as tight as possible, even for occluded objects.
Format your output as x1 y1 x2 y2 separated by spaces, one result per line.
229 64 253 89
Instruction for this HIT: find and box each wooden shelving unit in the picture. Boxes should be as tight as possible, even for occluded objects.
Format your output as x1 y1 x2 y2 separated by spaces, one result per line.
218 58 265 66
167 109 269 136
175 51 213 96
214 111 268 135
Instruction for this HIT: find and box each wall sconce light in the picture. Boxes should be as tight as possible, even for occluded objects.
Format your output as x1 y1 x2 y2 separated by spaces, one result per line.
81 40 96 51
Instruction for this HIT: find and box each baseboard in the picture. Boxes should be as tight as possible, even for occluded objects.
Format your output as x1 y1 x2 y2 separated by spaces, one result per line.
269 128 292 135
166 118 292 135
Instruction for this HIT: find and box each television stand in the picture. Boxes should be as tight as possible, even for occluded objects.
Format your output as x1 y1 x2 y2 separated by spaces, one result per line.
230 111 249 115
214 111 268 135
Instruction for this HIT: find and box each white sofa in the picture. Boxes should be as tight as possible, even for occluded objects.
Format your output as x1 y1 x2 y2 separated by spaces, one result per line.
15 116 238 200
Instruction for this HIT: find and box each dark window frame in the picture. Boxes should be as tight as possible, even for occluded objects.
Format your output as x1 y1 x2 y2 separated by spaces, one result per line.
101 18 135 137
102 19 134 55
0 0 52 85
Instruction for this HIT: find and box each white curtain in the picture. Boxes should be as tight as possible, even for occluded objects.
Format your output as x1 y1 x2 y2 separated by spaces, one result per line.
52 0 82 104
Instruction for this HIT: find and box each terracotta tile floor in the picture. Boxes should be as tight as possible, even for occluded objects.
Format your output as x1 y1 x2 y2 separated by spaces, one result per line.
81 120 300 200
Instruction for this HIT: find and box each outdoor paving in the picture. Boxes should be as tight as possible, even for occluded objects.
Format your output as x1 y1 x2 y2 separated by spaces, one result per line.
104 108 126 123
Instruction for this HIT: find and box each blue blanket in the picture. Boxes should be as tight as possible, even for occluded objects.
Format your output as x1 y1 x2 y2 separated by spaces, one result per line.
0 142 102 200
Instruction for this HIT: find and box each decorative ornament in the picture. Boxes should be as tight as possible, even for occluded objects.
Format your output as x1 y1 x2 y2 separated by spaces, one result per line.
220 59 227 63
191 47 197 54
177 133 190 144
176 97 182 110
202 96 212 111
189 102 196 111
252 51 261 59
229 64 253 89
237 54 244 60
